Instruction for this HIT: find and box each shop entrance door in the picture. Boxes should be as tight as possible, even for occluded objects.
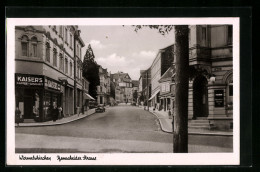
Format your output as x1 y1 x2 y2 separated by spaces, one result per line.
193 75 208 119
24 96 33 119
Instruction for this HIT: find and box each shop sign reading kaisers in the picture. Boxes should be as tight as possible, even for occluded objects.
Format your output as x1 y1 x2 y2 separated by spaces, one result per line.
15 74 44 87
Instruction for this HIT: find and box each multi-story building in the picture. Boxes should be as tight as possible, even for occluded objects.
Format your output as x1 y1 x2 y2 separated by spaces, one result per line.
15 25 85 122
158 66 175 113
74 29 85 114
149 44 174 109
187 25 233 130
137 69 151 106
97 66 110 105
111 72 133 103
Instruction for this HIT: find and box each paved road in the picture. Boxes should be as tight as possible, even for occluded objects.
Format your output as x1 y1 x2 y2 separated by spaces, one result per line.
15 105 232 153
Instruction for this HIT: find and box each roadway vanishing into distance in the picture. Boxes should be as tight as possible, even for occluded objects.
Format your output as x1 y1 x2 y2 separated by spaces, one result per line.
16 105 232 153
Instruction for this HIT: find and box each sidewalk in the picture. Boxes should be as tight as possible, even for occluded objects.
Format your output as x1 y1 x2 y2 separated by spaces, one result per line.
15 109 96 127
137 105 233 136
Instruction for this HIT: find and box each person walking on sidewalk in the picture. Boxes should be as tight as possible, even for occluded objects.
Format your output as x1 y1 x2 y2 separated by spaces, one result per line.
15 107 21 126
52 105 59 122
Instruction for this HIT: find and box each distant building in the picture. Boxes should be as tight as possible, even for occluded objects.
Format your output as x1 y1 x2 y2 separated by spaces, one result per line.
149 44 175 110
111 72 133 103
158 66 175 113
137 69 151 106
97 66 110 105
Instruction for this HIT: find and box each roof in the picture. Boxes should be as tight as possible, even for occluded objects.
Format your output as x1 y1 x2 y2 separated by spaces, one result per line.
132 80 139 87
158 66 175 83
111 72 131 81
159 44 174 51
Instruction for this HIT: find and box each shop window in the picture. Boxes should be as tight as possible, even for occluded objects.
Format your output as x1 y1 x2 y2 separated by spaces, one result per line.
45 42 50 62
21 35 29 56
31 37 38 57
226 75 233 108
227 25 233 45
53 48 57 66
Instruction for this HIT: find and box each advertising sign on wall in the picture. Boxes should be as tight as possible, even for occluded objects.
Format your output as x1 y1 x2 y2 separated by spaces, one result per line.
214 89 224 107
15 74 44 87
45 78 61 91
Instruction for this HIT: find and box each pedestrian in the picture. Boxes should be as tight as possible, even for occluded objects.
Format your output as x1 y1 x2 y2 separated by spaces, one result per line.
58 106 63 119
52 105 58 122
168 109 171 119
15 107 21 126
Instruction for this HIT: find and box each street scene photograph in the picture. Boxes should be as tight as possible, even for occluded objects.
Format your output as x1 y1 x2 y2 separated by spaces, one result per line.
13 23 234 154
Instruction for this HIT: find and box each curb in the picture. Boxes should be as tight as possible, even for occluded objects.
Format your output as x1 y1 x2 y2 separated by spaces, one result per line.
149 111 173 134
15 111 96 127
140 106 233 136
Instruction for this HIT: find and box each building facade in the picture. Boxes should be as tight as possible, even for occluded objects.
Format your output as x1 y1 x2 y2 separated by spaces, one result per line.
111 72 133 103
97 66 110 105
15 25 85 122
149 44 174 109
187 25 233 130
158 66 175 113
137 69 151 106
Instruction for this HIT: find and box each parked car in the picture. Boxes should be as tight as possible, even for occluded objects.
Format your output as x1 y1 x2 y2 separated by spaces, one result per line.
89 101 98 109
95 104 105 113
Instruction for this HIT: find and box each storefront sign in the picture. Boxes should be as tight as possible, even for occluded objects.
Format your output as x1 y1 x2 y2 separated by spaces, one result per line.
214 90 224 107
45 78 61 91
15 74 44 87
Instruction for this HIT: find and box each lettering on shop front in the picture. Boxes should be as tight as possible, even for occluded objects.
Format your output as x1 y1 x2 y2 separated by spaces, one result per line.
45 79 61 91
16 75 44 86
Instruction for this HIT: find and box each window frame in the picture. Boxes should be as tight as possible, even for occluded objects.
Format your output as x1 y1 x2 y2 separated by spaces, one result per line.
45 42 51 62
21 35 29 57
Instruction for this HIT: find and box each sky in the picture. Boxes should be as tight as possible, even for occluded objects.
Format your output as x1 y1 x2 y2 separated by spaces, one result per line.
79 25 175 80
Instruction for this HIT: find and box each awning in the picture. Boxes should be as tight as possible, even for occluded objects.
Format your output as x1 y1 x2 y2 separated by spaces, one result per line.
148 90 160 101
84 93 95 100
159 92 173 99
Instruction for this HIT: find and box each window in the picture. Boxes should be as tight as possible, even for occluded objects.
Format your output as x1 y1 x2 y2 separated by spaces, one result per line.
202 27 206 41
21 35 29 56
53 48 57 66
226 74 233 107
77 45 79 57
70 34 72 47
70 62 72 76
31 37 37 57
59 54 63 71
77 64 79 77
45 42 50 62
59 26 63 37
80 48 82 59
227 25 233 45
65 58 68 74
65 27 68 43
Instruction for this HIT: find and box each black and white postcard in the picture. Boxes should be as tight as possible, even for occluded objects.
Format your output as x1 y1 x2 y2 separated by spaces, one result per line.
6 18 240 165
